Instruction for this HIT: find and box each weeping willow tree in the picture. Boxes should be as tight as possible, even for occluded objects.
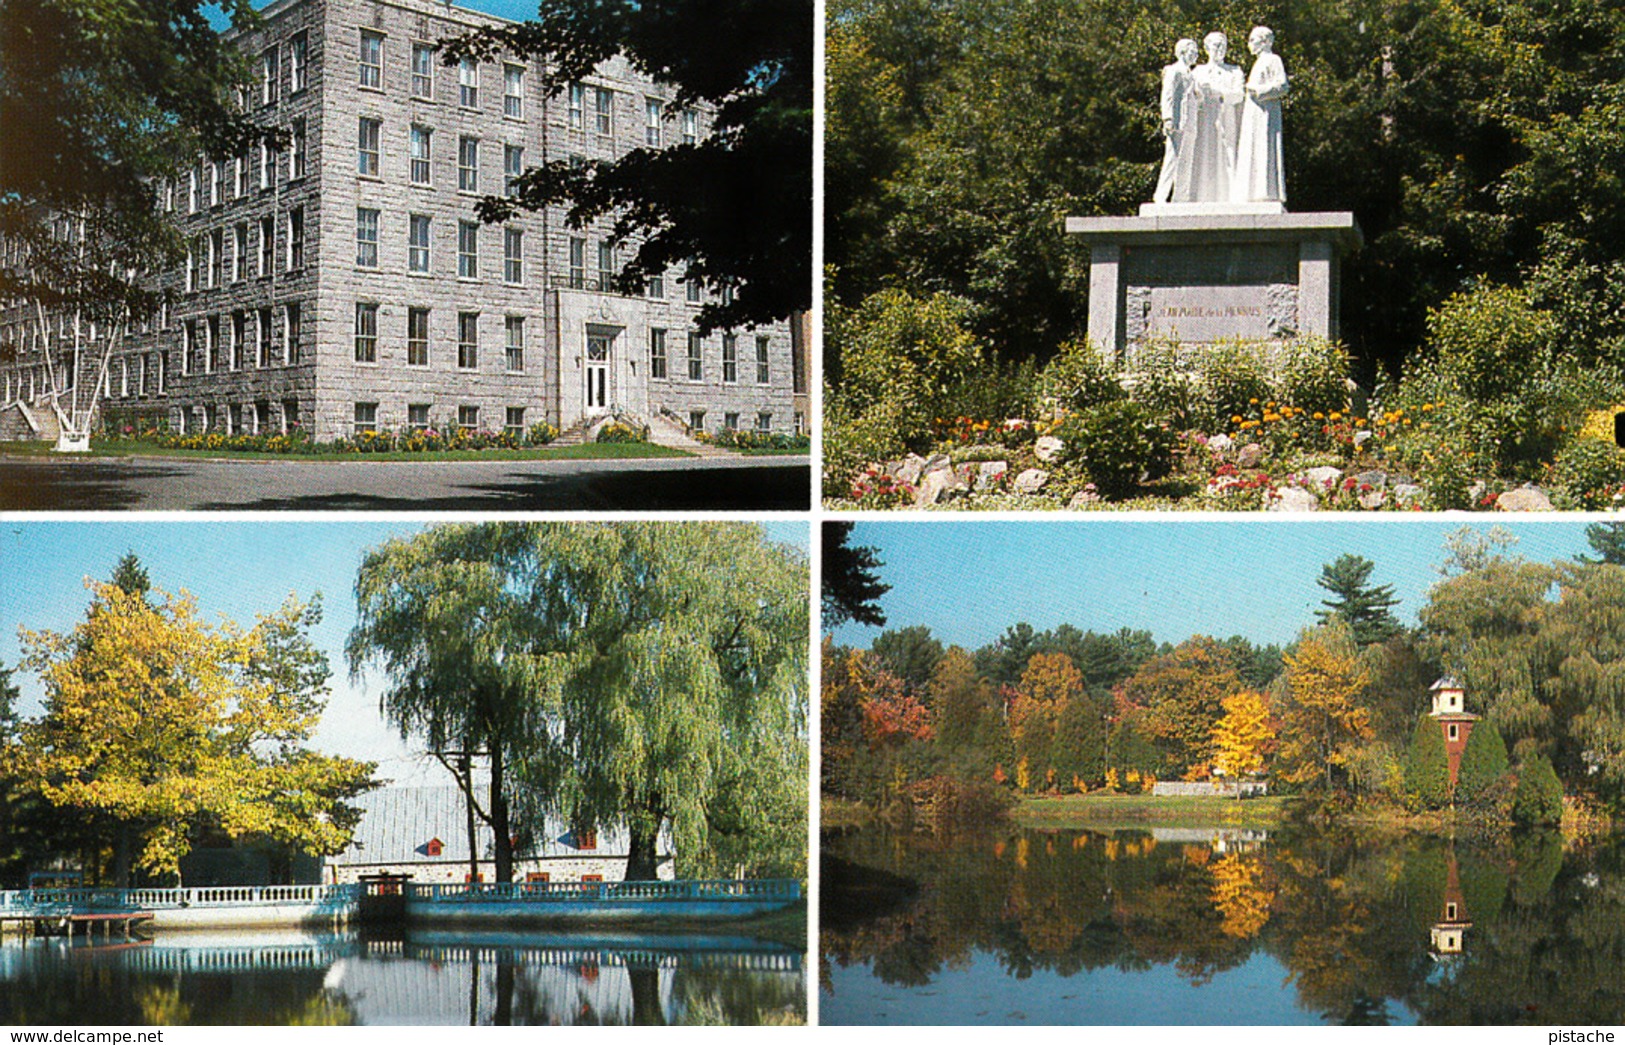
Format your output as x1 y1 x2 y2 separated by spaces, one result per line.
349 522 808 881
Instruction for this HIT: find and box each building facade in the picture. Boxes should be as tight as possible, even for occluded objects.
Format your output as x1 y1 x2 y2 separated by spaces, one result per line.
1 0 799 442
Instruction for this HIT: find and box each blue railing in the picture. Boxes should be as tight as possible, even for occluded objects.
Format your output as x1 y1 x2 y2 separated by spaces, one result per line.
0 884 358 914
408 878 801 905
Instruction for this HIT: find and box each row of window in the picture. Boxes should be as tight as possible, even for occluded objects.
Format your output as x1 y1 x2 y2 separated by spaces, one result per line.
177 124 302 214
253 33 309 105
354 306 525 371
176 304 303 375
683 409 777 434
352 401 529 437
170 399 302 436
185 210 305 288
647 329 774 385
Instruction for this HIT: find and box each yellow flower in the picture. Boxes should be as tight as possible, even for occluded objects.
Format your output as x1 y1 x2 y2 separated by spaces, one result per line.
1231 415 1244 424
1313 412 1325 420
1329 412 1342 421
1249 398 1259 405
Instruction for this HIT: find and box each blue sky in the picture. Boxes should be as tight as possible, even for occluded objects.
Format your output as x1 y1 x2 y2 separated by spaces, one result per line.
0 520 806 784
829 519 1600 652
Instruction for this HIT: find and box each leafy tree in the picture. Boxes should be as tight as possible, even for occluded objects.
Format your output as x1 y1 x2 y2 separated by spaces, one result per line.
823 522 890 629
1403 715 1450 810
1119 637 1242 778
1009 652 1082 790
1512 754 1564 827
17 583 375 883
1 0 271 448
445 0 811 332
1051 693 1107 788
976 622 1039 688
1212 689 1275 780
1578 521 1625 566
928 646 996 753
1273 625 1374 793
351 523 807 881
1455 719 1510 805
1316 554 1403 647
872 625 944 693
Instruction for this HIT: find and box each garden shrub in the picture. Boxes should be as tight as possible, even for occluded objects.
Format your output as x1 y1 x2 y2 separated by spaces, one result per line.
1549 438 1625 508
1192 340 1272 433
1035 339 1123 417
527 422 559 445
1123 338 1194 428
1512 754 1564 827
1277 336 1352 419
1055 400 1175 498
1455 720 1510 805
1403 715 1450 811
596 422 647 443
1424 282 1559 401
946 353 1040 428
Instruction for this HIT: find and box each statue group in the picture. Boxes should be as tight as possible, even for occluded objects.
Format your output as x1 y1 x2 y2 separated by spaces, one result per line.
1154 27 1287 205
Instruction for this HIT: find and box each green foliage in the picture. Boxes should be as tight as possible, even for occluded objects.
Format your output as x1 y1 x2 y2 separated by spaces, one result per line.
1404 716 1450 811
1423 285 1558 402
1512 755 1564 827
1051 695 1107 788
1054 400 1175 498
445 0 811 331
1580 522 1625 566
1549 439 1625 509
1277 338 1353 420
1192 342 1273 433
822 521 889 629
1456 721 1511 805
944 354 1041 431
1315 554 1402 647
595 422 648 444
1035 340 1124 416
872 626 944 693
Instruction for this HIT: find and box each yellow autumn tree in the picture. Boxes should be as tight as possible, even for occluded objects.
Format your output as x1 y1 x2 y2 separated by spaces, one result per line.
16 582 377 883
1210 853 1274 939
1273 623 1374 792
1008 652 1082 791
1211 688 1275 780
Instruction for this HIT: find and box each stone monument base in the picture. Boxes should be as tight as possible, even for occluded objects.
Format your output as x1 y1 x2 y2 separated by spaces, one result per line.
1066 210 1362 360
1139 201 1285 217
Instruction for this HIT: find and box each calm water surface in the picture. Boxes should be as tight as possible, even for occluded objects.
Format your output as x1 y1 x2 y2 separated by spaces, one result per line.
820 824 1625 1025
1 927 805 1025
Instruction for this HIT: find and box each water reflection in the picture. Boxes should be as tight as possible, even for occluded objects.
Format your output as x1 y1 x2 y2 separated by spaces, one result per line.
0 928 805 1025
821 825 1625 1025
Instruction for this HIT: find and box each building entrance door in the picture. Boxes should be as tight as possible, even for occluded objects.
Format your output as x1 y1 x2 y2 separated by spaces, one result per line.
584 332 611 413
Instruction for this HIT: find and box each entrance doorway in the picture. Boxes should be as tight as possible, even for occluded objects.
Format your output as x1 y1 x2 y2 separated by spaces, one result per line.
584 332 612 413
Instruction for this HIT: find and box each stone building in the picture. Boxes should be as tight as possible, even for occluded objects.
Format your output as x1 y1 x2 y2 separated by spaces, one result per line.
1 0 801 442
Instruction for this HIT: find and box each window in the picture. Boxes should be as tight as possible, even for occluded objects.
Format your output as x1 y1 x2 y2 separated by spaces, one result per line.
1448 724 1460 742
647 272 664 298
458 136 479 191
287 207 305 269
354 302 378 362
685 274 702 303
457 312 478 368
261 46 278 105
407 307 429 366
597 241 614 289
181 323 194 375
154 352 165 395
257 308 272 367
722 334 737 383
724 412 739 430
504 64 524 117
233 223 248 282
258 216 273 276
411 43 434 98
210 161 221 206
649 328 667 379
568 237 585 288
682 108 700 145
358 117 381 176
458 221 478 278
290 118 307 178
794 411 805 435
407 403 430 431
459 57 478 107
410 125 432 185
756 412 772 432
207 315 222 371
284 302 301 363
686 332 702 379
354 402 378 436
188 168 198 213
232 312 248 369
503 228 523 284
282 398 300 431
210 228 223 286
458 404 479 429
689 409 705 430
408 214 430 273
505 315 524 371
359 31 383 89
356 208 379 267
594 86 612 134
505 406 525 435
234 154 247 197
259 141 275 190
290 32 307 92
756 336 770 383
186 241 198 292
568 83 584 129
645 98 662 146
504 144 523 196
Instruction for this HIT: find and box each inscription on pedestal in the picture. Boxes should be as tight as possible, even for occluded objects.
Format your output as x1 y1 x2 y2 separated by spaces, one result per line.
1147 286 1274 341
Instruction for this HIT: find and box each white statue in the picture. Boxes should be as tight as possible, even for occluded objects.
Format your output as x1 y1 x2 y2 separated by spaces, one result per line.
1232 25 1287 204
1187 32 1244 202
1152 38 1200 204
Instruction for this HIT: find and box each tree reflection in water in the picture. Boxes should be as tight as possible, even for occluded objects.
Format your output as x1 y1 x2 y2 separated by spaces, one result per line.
821 825 1625 1024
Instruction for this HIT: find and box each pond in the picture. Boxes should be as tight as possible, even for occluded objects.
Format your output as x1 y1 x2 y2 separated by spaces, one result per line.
820 823 1625 1025
0 927 805 1025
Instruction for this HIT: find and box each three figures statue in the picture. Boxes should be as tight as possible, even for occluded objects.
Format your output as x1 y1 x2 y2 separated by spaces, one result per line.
1154 27 1286 205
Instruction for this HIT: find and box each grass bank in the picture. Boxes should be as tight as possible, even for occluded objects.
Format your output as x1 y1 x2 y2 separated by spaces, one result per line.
820 797 875 831
0 440 692 462
1013 792 1293 830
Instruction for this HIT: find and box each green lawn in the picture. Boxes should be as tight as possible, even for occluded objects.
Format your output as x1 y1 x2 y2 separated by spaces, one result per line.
1014 792 1292 830
0 440 692 462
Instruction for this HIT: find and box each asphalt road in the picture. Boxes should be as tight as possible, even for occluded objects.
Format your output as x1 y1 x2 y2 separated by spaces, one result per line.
0 454 812 511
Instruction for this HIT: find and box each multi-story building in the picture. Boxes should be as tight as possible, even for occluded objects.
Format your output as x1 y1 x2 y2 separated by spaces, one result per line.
1 0 799 442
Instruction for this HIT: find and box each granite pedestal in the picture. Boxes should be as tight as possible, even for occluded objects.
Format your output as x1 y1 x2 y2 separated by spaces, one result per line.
1065 209 1362 359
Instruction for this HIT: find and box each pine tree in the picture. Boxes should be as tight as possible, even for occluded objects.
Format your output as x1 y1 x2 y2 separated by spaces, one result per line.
110 552 150 599
822 522 889 628
1455 720 1510 804
1578 521 1625 566
1404 715 1451 810
1316 554 1403 646
1051 696 1107 789
1512 754 1564 827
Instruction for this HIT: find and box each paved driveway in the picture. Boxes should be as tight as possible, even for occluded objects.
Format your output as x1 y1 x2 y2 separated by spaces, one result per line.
0 454 812 511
